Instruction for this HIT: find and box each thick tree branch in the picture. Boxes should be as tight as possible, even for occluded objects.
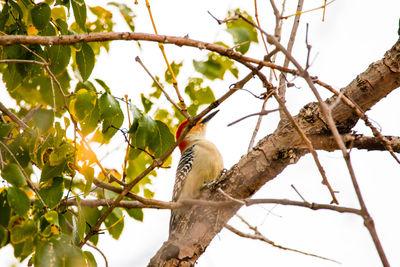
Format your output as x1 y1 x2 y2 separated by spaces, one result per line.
0 32 298 75
148 38 400 266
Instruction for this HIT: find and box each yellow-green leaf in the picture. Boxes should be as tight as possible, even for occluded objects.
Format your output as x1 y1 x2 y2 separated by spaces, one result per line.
31 3 51 31
45 45 71 75
71 0 87 31
76 43 95 81
1 163 26 187
69 89 97 121
7 186 30 217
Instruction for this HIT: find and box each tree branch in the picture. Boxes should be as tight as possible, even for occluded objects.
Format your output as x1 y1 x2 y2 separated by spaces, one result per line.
148 38 400 266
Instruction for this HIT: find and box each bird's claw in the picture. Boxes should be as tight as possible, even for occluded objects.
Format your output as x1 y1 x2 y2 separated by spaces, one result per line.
201 168 228 191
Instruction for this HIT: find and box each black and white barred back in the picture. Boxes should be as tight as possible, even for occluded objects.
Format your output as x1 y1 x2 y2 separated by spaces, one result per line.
172 145 195 202
169 145 195 234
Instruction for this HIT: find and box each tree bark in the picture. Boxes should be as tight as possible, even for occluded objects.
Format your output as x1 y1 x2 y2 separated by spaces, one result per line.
148 39 400 266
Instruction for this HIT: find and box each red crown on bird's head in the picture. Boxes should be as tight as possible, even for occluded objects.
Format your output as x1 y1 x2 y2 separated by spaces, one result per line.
176 120 189 153
175 110 219 154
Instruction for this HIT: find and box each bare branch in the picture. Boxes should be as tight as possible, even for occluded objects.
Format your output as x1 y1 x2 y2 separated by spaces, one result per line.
236 12 390 265
135 56 187 118
228 108 279 127
225 217 340 264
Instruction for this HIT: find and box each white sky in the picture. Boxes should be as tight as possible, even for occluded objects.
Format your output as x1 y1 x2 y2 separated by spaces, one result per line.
2 0 400 266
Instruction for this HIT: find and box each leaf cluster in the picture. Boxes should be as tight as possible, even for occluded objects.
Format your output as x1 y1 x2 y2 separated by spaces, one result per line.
0 1 259 265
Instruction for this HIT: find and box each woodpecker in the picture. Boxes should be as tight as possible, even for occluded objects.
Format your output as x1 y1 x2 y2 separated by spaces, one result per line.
169 110 223 236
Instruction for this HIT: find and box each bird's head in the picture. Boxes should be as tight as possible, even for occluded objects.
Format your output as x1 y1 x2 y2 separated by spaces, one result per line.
175 110 219 153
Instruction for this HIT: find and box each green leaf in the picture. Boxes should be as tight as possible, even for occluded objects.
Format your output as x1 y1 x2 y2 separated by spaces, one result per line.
35 234 86 267
40 23 57 36
131 113 157 149
83 251 97 267
143 188 154 199
33 109 54 133
227 27 251 54
164 61 182 84
39 177 64 209
81 165 94 197
184 78 216 105
44 210 59 226
81 206 101 227
98 92 123 142
77 204 86 241
226 9 258 54
95 78 111 93
76 43 95 81
0 122 14 138
128 107 174 158
55 18 69 35
10 219 36 244
51 6 67 21
31 3 51 31
141 93 153 113
0 4 10 31
45 45 71 75
187 103 199 117
7 134 31 167
48 143 74 166
103 207 124 239
3 62 23 92
69 89 97 121
108 2 135 32
126 152 152 183
71 0 87 31
153 120 175 158
1 163 26 187
38 70 71 109
8 1 23 21
13 235 34 261
40 161 67 183
80 100 100 135
75 80 97 92
0 191 10 227
193 52 238 80
126 208 143 222
150 76 162 98
7 186 30 217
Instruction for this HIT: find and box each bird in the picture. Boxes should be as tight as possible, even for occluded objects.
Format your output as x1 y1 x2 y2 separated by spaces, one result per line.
169 110 223 237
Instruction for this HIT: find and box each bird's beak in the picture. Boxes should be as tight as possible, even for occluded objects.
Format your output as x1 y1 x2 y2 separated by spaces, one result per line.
201 110 219 124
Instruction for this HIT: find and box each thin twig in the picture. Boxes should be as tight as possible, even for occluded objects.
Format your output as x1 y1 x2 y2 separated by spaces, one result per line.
86 243 109 267
273 91 339 204
22 104 42 124
217 188 245 205
291 184 308 202
145 0 188 114
224 224 340 263
305 23 312 70
247 93 276 151
61 195 362 215
0 59 46 66
228 108 279 127
135 56 185 117
281 0 336 19
226 215 340 264
278 0 304 118
0 101 30 130
254 0 277 80
314 78 400 164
